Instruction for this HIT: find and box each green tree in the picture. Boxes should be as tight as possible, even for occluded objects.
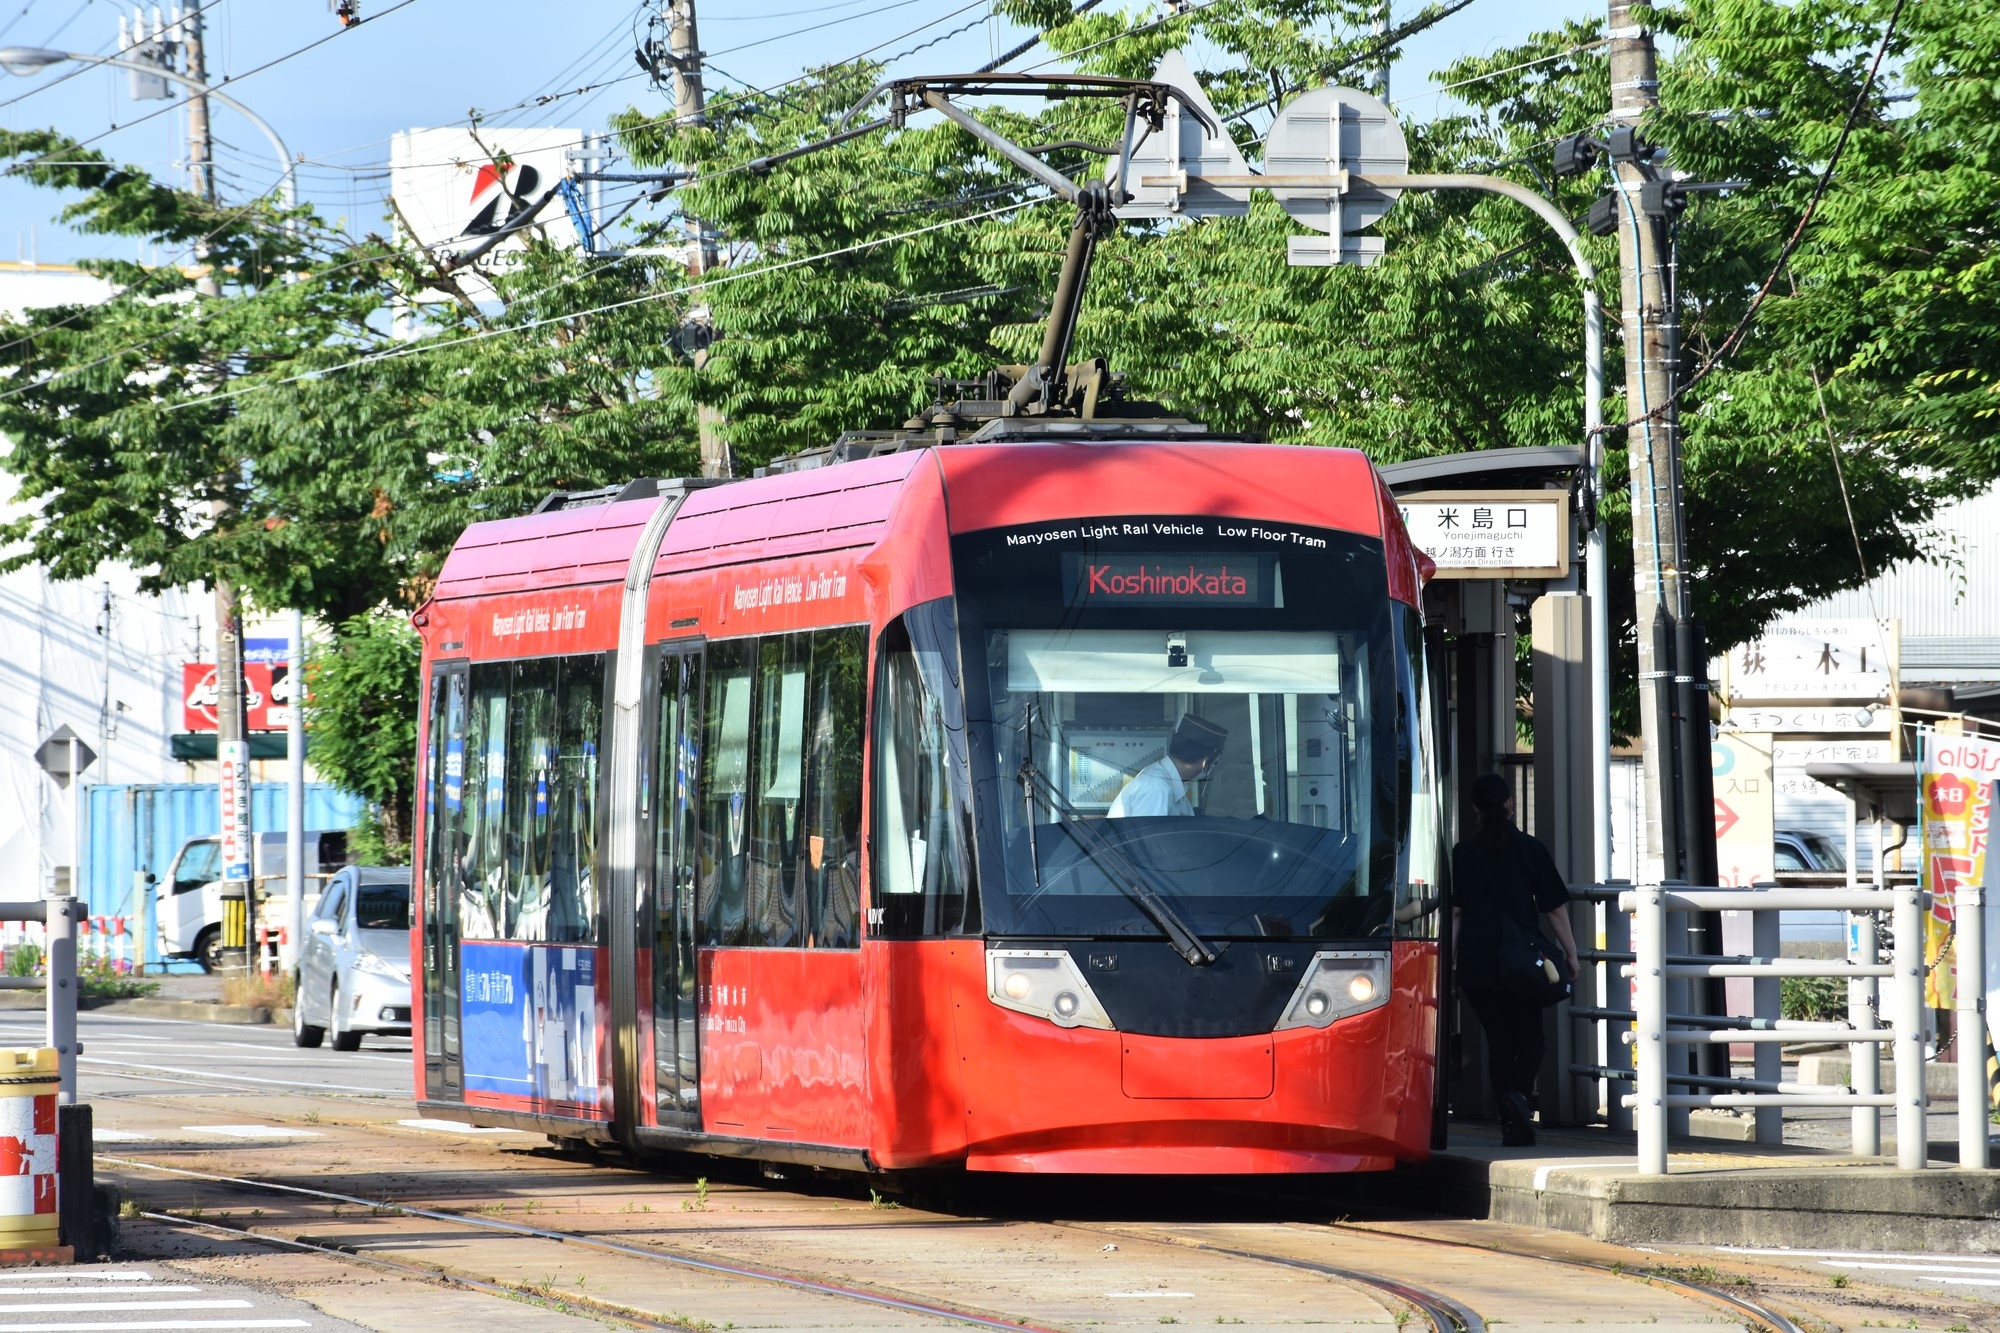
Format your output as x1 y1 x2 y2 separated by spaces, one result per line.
304 612 422 863
0 131 701 622
615 0 1994 676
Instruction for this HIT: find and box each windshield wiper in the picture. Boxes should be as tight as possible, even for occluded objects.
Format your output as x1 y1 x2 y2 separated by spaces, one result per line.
1016 756 1219 967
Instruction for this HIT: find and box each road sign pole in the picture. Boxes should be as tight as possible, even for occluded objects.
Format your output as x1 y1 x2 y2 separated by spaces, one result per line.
286 609 305 973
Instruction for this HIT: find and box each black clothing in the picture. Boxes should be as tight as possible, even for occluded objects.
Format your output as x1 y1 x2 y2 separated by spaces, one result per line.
1451 826 1570 989
1453 822 1571 1143
1463 984 1547 1141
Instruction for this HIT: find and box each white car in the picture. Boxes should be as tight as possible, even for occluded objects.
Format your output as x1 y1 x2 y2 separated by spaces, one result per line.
293 866 413 1052
156 831 348 972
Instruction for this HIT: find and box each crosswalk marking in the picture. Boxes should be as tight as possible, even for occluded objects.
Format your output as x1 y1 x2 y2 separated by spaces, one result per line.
0 1277 153 1285
180 1126 322 1140
0 1322 310 1332
0 1292 198 1298
1720 1246 2000 1265
0 1305 251 1316
0 1312 308 1320
90 1130 153 1143
0 1280 198 1288
1819 1261 2000 1278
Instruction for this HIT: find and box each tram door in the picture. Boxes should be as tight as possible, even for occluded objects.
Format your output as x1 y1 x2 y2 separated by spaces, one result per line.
423 663 468 1101
651 645 703 1127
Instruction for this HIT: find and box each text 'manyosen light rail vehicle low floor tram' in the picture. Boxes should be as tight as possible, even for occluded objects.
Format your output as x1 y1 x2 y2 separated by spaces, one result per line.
410 431 1448 1175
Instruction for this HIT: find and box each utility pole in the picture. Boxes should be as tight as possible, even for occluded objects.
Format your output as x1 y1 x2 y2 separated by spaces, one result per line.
1371 2 1390 101
1607 0 1685 885
667 0 731 478
185 4 255 965
182 5 213 210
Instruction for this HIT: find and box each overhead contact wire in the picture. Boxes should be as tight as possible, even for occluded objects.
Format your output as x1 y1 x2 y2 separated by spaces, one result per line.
156 197 1042 411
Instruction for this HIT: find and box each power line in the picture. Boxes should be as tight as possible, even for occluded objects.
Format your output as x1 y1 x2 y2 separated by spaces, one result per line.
0 0 41 43
706 0 912 20
35 0 91 46
159 196 1041 412
1601 0 1909 435
3 0 423 179
708 0 946 58
0 0 224 113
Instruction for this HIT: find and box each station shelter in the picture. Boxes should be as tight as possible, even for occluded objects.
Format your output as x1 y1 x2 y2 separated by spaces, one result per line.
1378 445 1598 1127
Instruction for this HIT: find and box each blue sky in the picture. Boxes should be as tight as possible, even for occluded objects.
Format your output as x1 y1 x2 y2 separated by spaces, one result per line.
0 0 1597 265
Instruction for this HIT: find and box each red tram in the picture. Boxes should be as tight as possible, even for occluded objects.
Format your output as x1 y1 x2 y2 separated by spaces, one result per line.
409 432 1446 1173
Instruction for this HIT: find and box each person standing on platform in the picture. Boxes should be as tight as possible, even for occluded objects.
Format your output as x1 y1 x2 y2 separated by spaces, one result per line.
1452 773 1579 1147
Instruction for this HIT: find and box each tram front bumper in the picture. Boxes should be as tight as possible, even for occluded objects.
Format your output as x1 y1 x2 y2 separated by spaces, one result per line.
954 1012 1420 1173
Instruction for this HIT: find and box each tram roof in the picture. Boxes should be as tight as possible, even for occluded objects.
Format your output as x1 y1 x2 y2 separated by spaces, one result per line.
431 439 1389 600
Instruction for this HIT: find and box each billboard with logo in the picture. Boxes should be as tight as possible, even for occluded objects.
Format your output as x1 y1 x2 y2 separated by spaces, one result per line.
182 663 300 732
1918 731 2000 1011
390 128 581 299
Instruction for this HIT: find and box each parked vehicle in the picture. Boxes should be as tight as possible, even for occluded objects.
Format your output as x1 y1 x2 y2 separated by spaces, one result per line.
1775 829 1846 874
293 866 413 1052
1776 827 1849 949
157 830 349 972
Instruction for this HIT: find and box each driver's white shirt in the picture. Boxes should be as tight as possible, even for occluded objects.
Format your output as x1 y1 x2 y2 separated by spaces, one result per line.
1108 755 1192 818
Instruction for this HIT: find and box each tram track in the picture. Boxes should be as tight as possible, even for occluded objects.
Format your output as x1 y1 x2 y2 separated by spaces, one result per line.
68 1021 1840 1333
107 1150 1499 1333
137 1209 695 1332
104 1153 1071 1333
1318 1220 1809 1333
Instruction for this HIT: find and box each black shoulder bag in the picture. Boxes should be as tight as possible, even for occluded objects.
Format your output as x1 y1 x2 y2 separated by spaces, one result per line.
1493 836 1572 1008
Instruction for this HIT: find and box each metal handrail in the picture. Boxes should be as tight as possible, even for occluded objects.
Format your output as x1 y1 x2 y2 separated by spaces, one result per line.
0 897 77 1103
1568 879 1985 1175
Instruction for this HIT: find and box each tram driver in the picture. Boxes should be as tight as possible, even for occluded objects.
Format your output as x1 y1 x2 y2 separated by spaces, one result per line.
1107 714 1228 818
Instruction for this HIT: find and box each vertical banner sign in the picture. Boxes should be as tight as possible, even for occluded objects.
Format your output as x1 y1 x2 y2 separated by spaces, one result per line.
1918 731 2000 1011
1987 781 2000 1114
217 740 254 884
1712 732 1776 887
1711 732 1776 1017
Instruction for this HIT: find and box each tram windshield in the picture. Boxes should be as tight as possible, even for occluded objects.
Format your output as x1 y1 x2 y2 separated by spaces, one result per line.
952 520 1416 943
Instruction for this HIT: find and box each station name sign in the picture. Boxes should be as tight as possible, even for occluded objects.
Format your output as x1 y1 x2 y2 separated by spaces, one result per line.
1061 552 1272 607
1396 490 1568 580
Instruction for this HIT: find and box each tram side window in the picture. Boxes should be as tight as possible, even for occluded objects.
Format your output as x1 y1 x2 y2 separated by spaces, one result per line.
458 668 509 941
423 669 467 950
1394 605 1442 940
699 640 756 947
749 635 809 947
553 657 604 944
452 654 607 944
800 627 865 948
696 629 866 949
872 602 977 938
506 658 559 940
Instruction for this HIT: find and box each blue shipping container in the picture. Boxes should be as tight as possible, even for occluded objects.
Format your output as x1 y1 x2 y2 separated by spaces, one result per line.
83 783 364 967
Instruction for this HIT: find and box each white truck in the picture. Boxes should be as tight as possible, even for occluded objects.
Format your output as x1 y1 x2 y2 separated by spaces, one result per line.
156 830 350 971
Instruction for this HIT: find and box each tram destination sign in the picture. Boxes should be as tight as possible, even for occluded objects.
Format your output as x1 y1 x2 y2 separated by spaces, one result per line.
1396 490 1568 580
1061 552 1274 608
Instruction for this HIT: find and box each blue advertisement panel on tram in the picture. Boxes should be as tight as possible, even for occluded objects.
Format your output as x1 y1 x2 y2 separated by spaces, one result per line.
460 942 605 1115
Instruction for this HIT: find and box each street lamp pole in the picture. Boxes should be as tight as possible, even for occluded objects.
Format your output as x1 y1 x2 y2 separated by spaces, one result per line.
0 47 296 209
1159 168 1614 887
1358 173 1612 891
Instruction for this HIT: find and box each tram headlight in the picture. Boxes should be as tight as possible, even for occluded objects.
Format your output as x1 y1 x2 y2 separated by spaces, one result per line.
1274 951 1389 1031
986 949 1114 1030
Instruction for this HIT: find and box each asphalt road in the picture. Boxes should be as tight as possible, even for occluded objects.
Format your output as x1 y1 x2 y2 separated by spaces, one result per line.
0 1014 414 1105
